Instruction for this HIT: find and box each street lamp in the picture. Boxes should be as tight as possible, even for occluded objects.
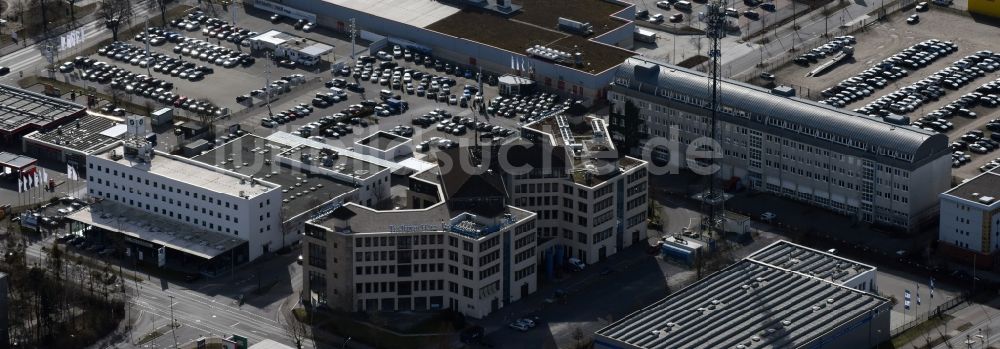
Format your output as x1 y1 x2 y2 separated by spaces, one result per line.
343 336 352 349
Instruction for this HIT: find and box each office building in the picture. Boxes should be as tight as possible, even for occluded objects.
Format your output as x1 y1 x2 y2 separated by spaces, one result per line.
21 114 129 174
514 113 648 269
938 168 1000 269
302 148 538 319
608 57 952 232
595 240 890 349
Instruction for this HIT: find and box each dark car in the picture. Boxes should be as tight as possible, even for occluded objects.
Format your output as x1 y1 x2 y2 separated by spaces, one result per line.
0 66 10 76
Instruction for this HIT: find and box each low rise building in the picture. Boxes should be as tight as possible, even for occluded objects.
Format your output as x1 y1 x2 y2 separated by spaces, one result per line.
21 114 128 174
938 168 1000 269
595 240 890 349
249 30 333 66
0 84 87 144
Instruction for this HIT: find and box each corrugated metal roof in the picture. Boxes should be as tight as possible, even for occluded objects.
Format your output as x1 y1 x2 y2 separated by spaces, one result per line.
615 57 948 162
595 258 889 349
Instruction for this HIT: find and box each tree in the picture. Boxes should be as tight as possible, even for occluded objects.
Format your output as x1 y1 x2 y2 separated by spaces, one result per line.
281 309 308 349
148 0 168 25
10 0 28 24
29 0 52 36
98 0 133 42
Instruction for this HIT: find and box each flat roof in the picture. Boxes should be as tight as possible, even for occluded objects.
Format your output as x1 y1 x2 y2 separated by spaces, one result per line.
23 114 124 154
95 144 276 198
943 168 1000 204
0 152 36 169
323 0 461 27
280 145 387 179
523 113 644 186
314 201 533 239
193 135 358 220
425 3 634 74
747 240 874 284
596 257 889 348
266 131 436 173
67 200 246 259
0 84 86 135
358 131 408 151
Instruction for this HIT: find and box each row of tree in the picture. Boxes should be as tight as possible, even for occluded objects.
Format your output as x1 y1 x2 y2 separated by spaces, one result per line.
2 233 129 348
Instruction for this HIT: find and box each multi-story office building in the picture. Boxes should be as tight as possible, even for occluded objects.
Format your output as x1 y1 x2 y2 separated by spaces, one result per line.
81 137 283 266
303 153 538 319
938 168 1000 269
608 57 952 231
514 114 648 268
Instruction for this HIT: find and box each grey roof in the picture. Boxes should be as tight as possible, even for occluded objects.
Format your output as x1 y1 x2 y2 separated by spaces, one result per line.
0 84 86 135
23 114 123 154
192 135 357 221
595 258 889 349
942 168 1000 204
614 57 948 164
747 240 873 284
0 152 36 168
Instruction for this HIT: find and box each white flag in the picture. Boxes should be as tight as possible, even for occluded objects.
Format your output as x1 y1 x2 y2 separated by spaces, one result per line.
17 177 23 193
68 165 77 181
42 170 48 184
27 174 33 188
511 56 515 70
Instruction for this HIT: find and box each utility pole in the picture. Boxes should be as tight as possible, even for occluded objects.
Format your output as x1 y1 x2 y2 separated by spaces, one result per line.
349 18 357 60
144 14 153 76
265 51 273 116
169 295 178 349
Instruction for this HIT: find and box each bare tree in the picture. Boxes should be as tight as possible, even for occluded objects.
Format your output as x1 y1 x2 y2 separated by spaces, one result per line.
148 0 167 25
10 0 28 24
29 0 53 35
98 0 133 42
281 310 308 349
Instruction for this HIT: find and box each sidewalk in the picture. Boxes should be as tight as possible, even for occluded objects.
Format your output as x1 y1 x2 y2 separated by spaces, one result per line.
897 296 1000 349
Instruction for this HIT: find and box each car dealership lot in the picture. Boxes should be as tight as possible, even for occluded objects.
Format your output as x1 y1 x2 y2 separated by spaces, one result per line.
768 6 1000 180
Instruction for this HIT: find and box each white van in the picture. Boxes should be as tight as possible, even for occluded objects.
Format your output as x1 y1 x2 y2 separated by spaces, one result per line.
568 258 586 271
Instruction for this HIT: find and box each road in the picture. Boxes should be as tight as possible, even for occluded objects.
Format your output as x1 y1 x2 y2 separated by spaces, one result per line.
22 238 313 349
721 0 878 79
0 0 158 83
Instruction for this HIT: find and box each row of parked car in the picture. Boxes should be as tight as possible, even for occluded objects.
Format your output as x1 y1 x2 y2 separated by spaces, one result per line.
195 14 259 48
261 102 315 128
488 92 578 124
794 36 857 66
822 40 955 110
172 37 255 68
75 58 217 116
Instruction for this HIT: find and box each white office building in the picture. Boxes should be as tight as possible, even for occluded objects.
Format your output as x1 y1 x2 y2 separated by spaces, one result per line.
608 57 952 232
80 137 283 269
303 155 538 319
938 168 1000 269
513 114 648 269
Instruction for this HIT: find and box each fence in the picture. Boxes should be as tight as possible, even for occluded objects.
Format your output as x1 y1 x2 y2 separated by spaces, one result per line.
890 295 967 336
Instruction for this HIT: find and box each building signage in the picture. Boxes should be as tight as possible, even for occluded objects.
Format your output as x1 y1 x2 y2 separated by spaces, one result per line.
388 223 449 233
125 236 155 249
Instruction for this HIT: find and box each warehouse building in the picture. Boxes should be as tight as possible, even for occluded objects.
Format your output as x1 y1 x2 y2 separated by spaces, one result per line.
302 149 538 319
0 84 87 144
247 0 638 103
513 113 648 270
608 57 952 232
594 240 891 349
938 168 1000 269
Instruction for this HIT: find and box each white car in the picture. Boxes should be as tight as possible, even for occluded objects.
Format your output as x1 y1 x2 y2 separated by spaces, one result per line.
568 257 585 271
656 1 671 9
650 14 665 23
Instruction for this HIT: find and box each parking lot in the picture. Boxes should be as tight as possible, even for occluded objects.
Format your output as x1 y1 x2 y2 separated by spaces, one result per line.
767 5 1000 180
627 0 813 39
